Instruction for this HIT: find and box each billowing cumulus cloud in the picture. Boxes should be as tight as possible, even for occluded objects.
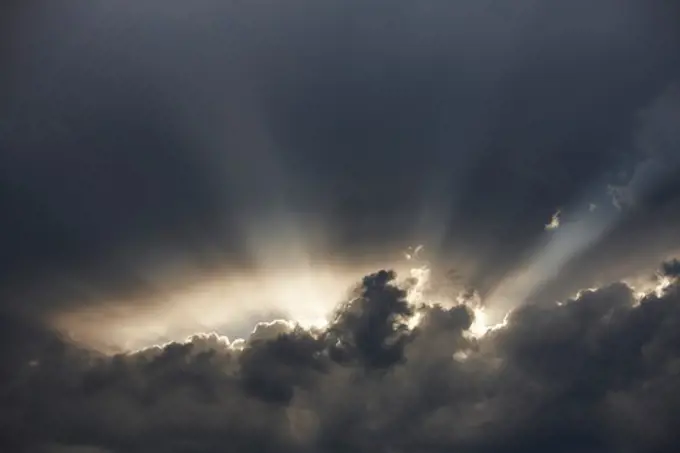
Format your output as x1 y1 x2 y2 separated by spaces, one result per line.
2 260 680 452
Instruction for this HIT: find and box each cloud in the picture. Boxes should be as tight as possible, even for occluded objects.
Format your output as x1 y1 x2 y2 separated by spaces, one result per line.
544 210 561 230
661 259 680 279
325 270 414 369
608 83 680 209
525 81 680 305
2 2 680 451
2 0 680 330
2 260 680 452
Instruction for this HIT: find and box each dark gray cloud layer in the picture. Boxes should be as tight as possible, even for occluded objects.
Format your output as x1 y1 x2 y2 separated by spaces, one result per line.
2 2 680 451
2 263 680 452
1 0 680 319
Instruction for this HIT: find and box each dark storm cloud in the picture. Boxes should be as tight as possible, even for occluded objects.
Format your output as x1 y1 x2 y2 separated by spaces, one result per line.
2 0 680 324
2 261 680 452
325 270 413 369
3 2 680 449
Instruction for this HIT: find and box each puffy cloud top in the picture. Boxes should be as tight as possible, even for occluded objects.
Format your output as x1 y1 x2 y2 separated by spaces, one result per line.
3 260 680 452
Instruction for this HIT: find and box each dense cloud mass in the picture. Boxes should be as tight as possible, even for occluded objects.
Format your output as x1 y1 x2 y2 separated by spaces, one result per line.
0 263 679 452
1 0 680 320
2 1 680 451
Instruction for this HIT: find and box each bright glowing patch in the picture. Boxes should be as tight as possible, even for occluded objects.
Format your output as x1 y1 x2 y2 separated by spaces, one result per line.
470 308 489 336
545 209 561 230
655 276 673 297
406 266 431 304
53 251 518 351
628 272 678 304
296 317 330 330
404 244 425 261
407 310 424 330
51 266 362 351
404 262 501 337
270 274 336 329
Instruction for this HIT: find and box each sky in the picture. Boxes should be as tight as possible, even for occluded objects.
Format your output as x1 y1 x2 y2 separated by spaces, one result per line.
1 1 680 452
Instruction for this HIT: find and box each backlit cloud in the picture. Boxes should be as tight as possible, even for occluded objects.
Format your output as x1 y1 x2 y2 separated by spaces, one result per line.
2 260 680 452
